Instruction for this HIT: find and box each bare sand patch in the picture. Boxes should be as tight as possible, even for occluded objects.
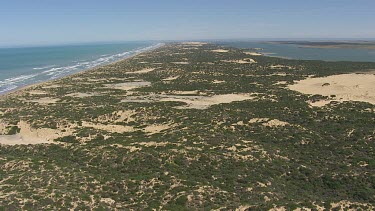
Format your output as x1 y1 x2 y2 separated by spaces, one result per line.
42 84 64 89
143 124 172 135
274 81 288 85
222 58 256 64
249 118 270 123
248 118 289 127
288 73 375 106
270 65 293 69
162 76 179 81
126 68 155 74
28 90 48 95
0 121 72 145
262 119 289 127
104 81 151 91
160 93 254 109
171 62 189 65
82 121 134 133
182 42 207 46
244 52 262 56
121 93 254 109
26 97 59 105
169 90 200 95
213 80 225 84
212 49 229 53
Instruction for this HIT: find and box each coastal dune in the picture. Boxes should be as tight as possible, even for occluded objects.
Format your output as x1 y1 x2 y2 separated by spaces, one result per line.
289 73 375 106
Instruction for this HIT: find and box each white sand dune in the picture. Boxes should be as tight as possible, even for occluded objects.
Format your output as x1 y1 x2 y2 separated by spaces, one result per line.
289 73 375 106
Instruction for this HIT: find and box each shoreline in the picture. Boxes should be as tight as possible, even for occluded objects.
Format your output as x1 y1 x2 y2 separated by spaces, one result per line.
0 43 165 98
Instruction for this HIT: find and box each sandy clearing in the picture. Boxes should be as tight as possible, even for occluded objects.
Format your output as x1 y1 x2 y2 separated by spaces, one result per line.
288 73 375 106
160 93 254 109
0 122 7 134
143 124 172 134
121 93 254 109
26 97 59 105
42 84 64 89
82 121 134 133
28 90 48 95
182 42 207 46
0 121 73 145
270 65 293 69
249 118 270 123
248 118 289 127
222 58 257 64
244 52 262 56
104 81 151 91
171 62 189 65
162 76 179 81
169 90 200 95
262 119 289 127
212 49 229 53
213 80 225 84
274 81 288 85
126 68 155 74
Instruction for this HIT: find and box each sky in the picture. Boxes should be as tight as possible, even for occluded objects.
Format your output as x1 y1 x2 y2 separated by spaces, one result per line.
1 0 375 46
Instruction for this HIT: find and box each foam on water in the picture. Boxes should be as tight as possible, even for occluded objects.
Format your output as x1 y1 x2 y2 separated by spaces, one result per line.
0 43 163 94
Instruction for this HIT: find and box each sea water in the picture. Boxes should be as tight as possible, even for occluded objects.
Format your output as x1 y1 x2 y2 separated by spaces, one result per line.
217 41 375 62
0 41 162 94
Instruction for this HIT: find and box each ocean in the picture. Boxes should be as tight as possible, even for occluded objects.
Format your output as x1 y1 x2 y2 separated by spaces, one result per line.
0 42 162 94
217 41 375 62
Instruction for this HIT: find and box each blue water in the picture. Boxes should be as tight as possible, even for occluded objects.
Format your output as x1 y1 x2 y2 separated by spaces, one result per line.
217 41 375 62
0 42 162 94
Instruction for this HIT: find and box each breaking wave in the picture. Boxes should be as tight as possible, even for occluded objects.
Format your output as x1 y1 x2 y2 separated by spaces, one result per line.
0 43 163 94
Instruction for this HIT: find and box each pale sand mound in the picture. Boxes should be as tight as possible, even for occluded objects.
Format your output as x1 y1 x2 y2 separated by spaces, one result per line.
171 62 189 65
126 68 155 74
213 80 225 84
104 81 151 91
160 94 254 109
270 65 293 69
262 119 289 127
222 58 256 64
182 42 207 46
121 93 254 109
162 76 179 81
288 73 375 106
28 90 48 95
169 90 200 95
0 121 72 145
248 118 289 127
212 49 229 53
244 52 262 56
143 124 172 135
26 97 59 105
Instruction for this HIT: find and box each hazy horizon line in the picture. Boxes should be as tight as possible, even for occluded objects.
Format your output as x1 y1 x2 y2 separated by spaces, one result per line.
1 37 375 49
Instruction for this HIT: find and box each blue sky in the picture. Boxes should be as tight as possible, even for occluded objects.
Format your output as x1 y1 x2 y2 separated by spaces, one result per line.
1 0 375 46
